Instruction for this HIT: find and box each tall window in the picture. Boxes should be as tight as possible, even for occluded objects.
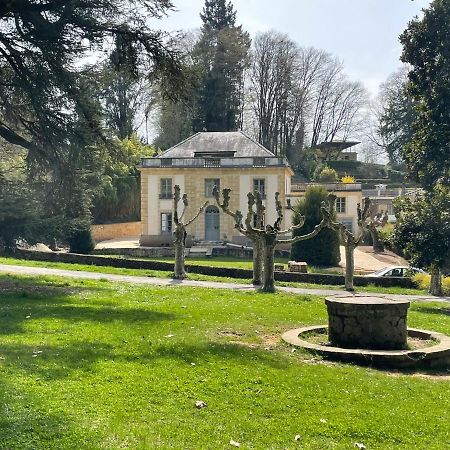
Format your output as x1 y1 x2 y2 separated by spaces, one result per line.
160 178 172 199
253 178 265 198
253 213 265 228
336 197 346 213
161 213 172 233
205 179 220 197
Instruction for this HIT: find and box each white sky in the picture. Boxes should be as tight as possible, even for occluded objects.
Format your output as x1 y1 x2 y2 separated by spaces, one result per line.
157 0 431 96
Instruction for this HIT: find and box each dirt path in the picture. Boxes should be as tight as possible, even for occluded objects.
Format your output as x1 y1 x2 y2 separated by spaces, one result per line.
1 263 448 303
340 246 408 273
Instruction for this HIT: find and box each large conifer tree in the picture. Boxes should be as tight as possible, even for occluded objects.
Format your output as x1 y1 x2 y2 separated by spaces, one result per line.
193 0 250 132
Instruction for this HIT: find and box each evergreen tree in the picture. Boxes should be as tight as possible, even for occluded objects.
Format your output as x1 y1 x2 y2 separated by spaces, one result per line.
400 0 450 187
153 99 194 149
0 1 182 160
290 187 341 267
391 184 450 296
0 1 181 248
103 34 140 139
193 0 250 132
201 0 237 30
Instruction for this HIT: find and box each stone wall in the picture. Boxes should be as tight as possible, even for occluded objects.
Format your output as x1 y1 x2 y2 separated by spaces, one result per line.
326 296 410 350
91 222 142 242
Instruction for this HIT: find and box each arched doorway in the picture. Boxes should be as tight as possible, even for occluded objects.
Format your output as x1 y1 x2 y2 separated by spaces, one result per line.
205 206 220 241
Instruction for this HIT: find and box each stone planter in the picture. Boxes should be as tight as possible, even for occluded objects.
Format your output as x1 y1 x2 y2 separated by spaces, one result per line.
325 296 410 350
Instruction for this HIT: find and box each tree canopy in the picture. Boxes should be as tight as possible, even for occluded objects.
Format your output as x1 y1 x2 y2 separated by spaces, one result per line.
193 0 250 132
400 0 450 187
392 185 450 272
0 0 183 249
0 0 183 160
376 67 416 167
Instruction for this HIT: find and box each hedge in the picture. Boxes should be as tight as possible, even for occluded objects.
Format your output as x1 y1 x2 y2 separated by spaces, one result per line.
12 249 416 289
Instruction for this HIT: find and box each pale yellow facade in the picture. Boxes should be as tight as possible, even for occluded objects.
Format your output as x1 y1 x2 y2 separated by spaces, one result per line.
140 166 292 246
286 183 363 234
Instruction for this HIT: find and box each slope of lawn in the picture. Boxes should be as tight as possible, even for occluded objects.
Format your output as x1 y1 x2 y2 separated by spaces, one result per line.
0 273 448 449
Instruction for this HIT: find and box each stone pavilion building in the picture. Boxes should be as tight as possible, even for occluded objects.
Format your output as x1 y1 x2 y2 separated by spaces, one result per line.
139 131 293 246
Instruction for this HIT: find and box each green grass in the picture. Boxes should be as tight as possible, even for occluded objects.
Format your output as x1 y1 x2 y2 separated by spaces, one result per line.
102 254 344 274
0 256 249 285
0 256 430 296
0 273 449 449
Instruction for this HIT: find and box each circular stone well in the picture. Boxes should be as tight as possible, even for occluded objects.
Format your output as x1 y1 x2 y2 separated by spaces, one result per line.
325 296 410 350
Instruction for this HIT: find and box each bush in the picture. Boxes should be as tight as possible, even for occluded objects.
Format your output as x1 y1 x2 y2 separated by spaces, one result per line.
68 227 95 254
314 165 339 182
290 187 341 266
413 273 450 295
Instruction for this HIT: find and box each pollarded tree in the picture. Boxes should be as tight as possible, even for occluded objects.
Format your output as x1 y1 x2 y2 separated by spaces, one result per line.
361 201 388 253
324 195 372 291
214 187 335 292
391 184 450 296
173 185 208 280
213 187 265 285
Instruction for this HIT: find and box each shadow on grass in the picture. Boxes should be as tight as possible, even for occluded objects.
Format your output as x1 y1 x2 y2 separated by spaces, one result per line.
138 341 290 369
0 275 176 335
0 376 99 449
1 340 289 383
0 273 108 296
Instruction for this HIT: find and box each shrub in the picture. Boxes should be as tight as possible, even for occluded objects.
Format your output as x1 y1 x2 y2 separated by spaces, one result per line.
314 165 339 182
68 227 95 254
291 187 341 266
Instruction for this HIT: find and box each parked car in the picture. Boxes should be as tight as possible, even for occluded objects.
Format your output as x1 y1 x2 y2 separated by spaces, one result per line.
364 266 426 278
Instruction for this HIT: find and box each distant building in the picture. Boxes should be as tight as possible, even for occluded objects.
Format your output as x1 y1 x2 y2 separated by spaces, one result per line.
315 141 360 163
139 132 365 247
362 184 421 222
286 182 363 233
139 131 293 246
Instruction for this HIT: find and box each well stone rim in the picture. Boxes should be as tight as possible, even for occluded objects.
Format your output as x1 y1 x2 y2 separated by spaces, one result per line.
282 325 450 368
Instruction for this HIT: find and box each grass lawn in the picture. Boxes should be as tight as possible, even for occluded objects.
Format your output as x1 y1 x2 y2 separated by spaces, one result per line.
104 255 343 275
0 273 449 449
0 256 429 296
0 256 249 285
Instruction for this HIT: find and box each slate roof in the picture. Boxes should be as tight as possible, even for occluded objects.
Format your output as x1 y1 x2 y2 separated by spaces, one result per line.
156 131 275 158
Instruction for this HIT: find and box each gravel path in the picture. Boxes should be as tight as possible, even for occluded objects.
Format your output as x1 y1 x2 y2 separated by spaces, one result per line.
0 263 448 303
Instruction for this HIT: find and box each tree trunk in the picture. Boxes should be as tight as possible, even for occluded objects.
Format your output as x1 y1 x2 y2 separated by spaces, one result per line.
261 243 276 293
345 242 355 291
173 226 186 280
370 226 384 253
429 264 443 296
252 237 263 285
